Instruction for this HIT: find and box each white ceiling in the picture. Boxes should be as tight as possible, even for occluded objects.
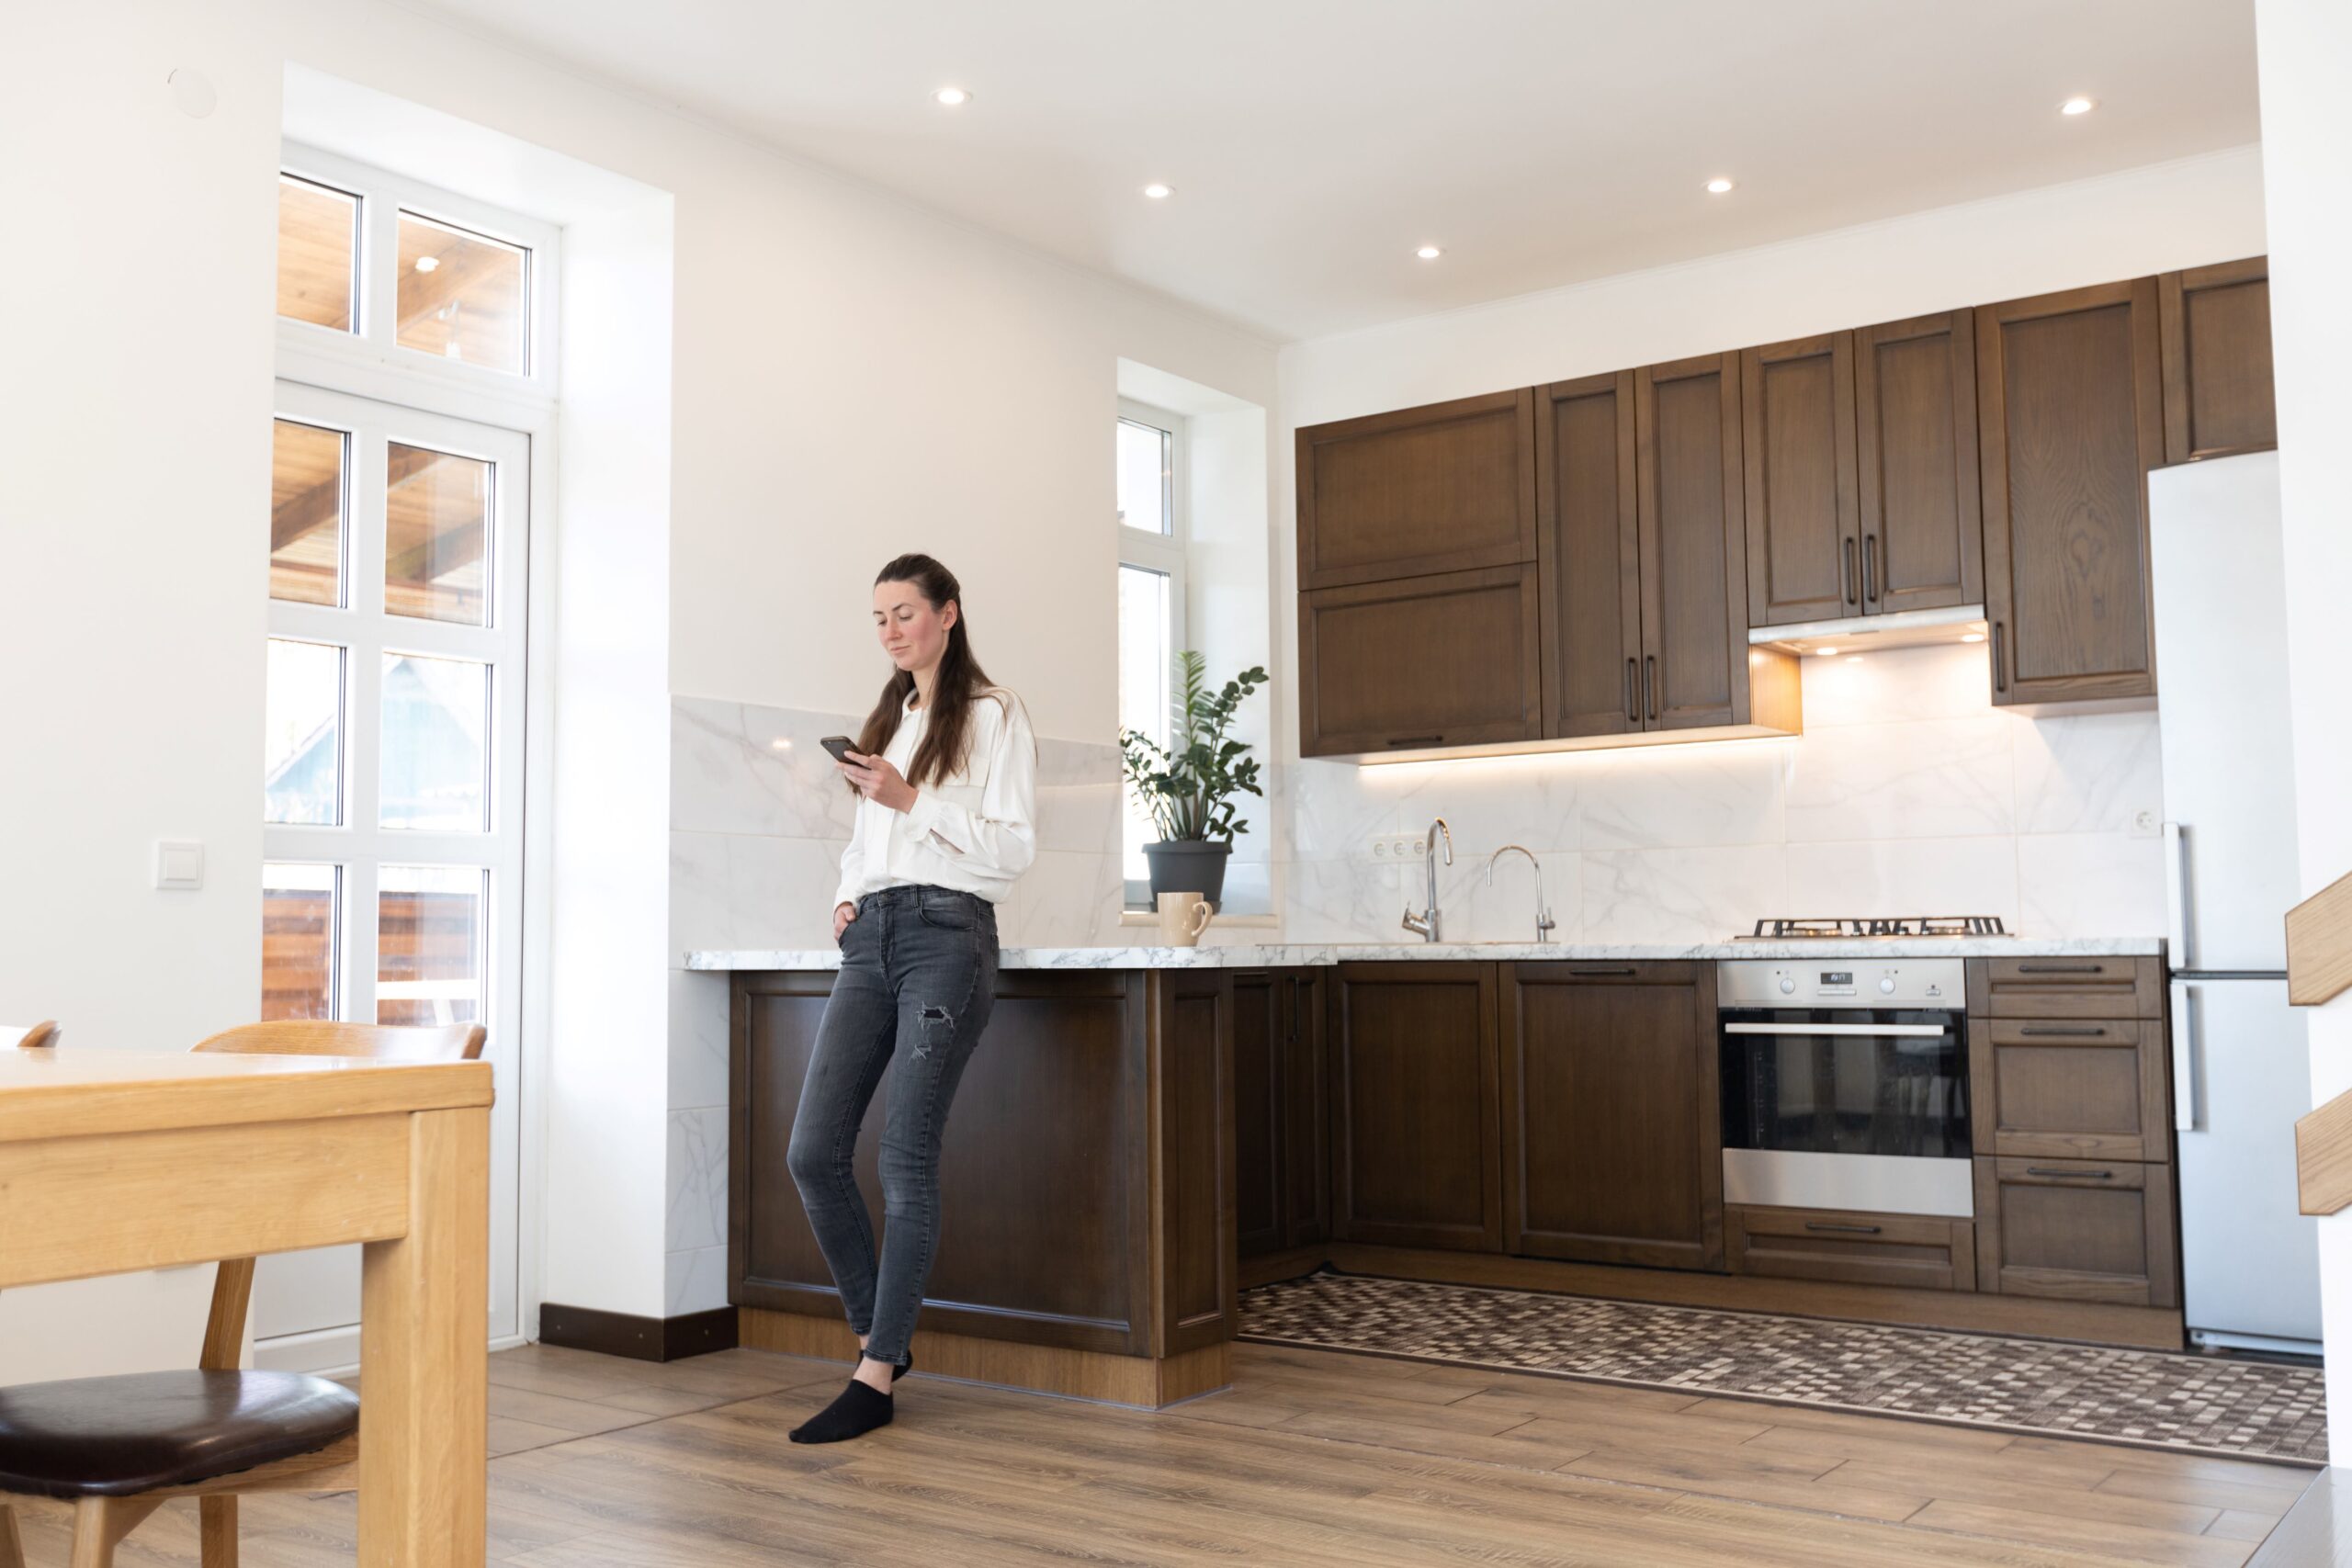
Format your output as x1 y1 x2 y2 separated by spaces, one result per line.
416 0 2260 342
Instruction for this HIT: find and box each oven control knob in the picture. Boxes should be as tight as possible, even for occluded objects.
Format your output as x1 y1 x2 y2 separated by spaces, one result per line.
1778 976 1796 995
1879 977 1897 995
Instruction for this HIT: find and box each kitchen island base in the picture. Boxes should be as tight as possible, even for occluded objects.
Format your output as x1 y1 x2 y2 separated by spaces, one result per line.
740 1308 1230 1406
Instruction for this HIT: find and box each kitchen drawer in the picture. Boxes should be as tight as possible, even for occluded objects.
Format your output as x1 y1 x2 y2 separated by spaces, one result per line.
1725 1205 1974 1292
1973 1156 2177 1308
1970 956 2162 1020
1970 1017 2170 1162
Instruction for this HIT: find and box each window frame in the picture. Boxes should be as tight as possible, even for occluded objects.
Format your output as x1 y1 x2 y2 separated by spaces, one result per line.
1116 399 1189 910
277 141 561 408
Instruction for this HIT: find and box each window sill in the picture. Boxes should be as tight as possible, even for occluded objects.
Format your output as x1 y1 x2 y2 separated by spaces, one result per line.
1119 910 1279 929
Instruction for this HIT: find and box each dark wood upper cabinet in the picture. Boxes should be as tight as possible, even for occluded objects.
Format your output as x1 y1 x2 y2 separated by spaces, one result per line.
1296 564 1541 758
1295 389 1538 591
1740 332 1861 627
1855 310 1984 615
2159 256 2276 465
1975 279 2165 708
1534 371 1643 739
1498 962 1723 1270
1636 354 1753 730
1329 963 1503 1252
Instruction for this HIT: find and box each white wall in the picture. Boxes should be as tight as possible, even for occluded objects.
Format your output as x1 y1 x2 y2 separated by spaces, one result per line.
0 0 281 1381
2254 0 2352 1454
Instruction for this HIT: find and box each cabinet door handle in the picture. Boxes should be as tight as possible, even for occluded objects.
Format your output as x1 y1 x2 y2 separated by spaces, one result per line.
1864 535 1880 604
2019 1025 2107 1037
1645 655 1658 721
1385 735 1444 748
1804 1221 1883 1235
1843 538 1858 606
2025 1167 2115 1179
1624 658 1638 725
2017 964 2102 975
1568 967 1638 978
1991 620 2008 693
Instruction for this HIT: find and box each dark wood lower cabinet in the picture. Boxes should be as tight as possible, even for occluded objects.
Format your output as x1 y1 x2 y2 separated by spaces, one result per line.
729 967 1236 1360
1329 963 1503 1252
1726 1206 1975 1292
1498 961 1723 1269
1236 969 1329 1259
1973 1156 2178 1308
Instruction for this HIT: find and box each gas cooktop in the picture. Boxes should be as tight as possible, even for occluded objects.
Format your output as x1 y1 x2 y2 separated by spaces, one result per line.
1740 917 2010 940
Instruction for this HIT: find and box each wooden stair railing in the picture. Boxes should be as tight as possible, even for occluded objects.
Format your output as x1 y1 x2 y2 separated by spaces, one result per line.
2288 866 2352 1008
2291 868 2352 1216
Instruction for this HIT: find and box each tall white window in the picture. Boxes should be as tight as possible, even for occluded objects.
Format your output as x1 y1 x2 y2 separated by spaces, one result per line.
1117 400 1187 908
259 145 549 1369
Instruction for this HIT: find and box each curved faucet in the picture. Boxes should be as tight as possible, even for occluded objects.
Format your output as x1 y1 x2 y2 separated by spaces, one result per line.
1488 844 1556 943
1401 817 1453 942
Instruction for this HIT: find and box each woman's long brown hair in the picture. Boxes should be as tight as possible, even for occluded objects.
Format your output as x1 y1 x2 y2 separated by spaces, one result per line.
854 554 1001 789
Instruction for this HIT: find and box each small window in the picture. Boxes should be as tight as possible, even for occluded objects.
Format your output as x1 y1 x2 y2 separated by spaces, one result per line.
265 637 345 827
277 175 358 332
263 863 341 1021
270 419 347 606
379 653 491 833
378 865 487 1026
397 213 528 373
1117 417 1172 536
385 443 492 626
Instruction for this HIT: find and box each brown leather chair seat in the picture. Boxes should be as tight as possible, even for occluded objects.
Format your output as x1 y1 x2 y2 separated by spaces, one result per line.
0 1370 359 1499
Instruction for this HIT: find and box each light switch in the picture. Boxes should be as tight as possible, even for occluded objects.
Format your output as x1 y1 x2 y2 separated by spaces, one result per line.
155 840 204 891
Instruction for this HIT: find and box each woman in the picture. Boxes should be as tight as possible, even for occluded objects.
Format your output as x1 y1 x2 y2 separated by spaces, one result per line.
784 553 1036 1444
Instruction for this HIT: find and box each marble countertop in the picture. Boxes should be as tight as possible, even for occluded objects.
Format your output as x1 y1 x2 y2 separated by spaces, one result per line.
686 936 2162 971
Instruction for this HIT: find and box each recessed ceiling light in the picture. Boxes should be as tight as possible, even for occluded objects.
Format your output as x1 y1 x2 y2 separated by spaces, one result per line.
1416 244 1442 261
413 255 439 274
933 85 970 107
1705 177 1735 195
1142 182 1173 200
2061 96 2095 116
1816 647 1840 658
1961 631 1986 643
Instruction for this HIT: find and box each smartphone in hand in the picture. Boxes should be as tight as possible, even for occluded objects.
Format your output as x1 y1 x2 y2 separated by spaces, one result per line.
820 735 857 763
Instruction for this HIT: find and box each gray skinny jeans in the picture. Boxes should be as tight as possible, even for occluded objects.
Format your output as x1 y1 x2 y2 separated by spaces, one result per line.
784 883 999 1367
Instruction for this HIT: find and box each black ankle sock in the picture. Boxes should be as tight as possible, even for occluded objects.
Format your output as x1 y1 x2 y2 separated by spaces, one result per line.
788 1377 893 1444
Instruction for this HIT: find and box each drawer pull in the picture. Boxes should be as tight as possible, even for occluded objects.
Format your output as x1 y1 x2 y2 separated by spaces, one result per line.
2019 1026 2108 1037
1385 735 1444 748
2026 1167 2114 1179
2015 964 2104 975
1569 967 1637 977
1803 1221 1883 1235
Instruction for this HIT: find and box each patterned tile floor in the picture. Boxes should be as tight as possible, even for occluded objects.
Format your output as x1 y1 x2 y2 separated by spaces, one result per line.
1238 1269 2328 1465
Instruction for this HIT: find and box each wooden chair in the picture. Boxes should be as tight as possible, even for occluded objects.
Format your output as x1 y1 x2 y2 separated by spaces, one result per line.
4 1022 59 1051
0 1021 485 1568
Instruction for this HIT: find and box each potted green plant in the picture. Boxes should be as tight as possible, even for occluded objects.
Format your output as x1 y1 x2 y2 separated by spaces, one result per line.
1120 651 1269 910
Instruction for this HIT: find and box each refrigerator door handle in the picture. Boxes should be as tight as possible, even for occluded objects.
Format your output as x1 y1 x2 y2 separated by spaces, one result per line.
2171 978 2199 1133
2163 821 2191 969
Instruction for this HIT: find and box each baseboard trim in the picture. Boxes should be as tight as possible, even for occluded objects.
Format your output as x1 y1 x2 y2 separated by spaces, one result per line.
738 1307 1228 1407
537 1303 741 1362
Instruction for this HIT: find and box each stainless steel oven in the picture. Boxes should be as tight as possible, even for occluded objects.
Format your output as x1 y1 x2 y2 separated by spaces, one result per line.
1716 958 1972 1217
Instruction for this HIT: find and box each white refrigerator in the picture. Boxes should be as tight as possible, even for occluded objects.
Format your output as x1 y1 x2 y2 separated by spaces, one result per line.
2148 450 2322 1354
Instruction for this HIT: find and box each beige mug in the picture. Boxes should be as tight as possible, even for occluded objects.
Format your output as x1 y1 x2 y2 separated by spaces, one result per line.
1157 891 1214 946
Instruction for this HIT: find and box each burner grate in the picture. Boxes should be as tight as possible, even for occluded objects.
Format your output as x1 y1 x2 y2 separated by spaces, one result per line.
1745 916 2007 940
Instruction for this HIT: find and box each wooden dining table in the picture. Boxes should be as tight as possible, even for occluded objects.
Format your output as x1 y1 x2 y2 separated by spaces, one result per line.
0 1046 493 1566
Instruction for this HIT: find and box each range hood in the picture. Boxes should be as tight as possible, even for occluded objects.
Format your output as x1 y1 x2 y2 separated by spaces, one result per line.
1747 604 1989 659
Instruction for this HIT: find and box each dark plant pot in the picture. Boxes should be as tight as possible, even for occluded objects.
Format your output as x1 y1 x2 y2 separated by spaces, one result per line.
1142 839 1233 912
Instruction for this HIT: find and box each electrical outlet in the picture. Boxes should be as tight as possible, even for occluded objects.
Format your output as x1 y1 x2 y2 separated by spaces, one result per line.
1367 833 1423 861
2129 808 2162 839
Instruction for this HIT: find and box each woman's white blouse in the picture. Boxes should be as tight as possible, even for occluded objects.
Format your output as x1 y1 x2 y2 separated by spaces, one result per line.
833 685 1038 909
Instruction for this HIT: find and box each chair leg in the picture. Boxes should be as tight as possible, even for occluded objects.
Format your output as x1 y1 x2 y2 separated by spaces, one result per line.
200 1495 239 1566
0 1502 23 1568
69 1496 162 1568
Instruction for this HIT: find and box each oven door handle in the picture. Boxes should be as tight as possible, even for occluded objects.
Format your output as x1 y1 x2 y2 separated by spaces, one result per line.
1722 1022 1951 1038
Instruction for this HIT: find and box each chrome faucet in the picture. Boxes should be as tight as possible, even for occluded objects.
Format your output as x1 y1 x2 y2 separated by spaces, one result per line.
1401 817 1453 942
1488 844 1555 943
